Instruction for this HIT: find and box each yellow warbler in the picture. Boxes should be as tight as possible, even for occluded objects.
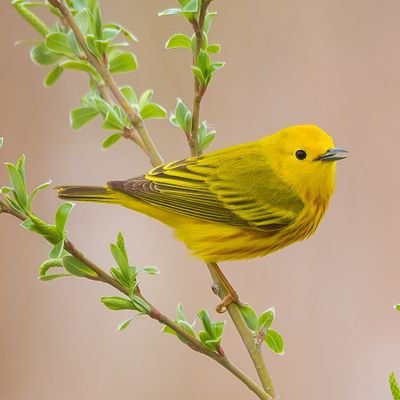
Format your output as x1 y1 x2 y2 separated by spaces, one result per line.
57 125 347 262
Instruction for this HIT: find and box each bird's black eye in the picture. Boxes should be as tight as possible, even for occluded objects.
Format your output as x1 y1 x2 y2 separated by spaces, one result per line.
295 150 307 160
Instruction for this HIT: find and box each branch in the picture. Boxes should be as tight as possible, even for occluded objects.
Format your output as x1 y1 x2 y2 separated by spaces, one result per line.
189 0 210 156
184 1 277 397
207 263 277 398
48 0 164 167
0 199 270 400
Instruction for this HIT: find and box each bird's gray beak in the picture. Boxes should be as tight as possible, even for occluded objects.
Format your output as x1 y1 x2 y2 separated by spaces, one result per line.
316 148 348 162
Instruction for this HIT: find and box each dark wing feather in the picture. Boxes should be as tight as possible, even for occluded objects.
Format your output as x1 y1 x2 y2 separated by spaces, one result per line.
108 144 304 231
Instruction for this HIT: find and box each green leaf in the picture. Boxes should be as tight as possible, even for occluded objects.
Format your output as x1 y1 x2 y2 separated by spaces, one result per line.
131 295 151 314
70 107 99 130
62 255 97 278
105 23 138 42
109 52 138 74
39 273 71 281
204 11 217 34
199 130 215 151
162 325 177 335
38 258 63 277
257 308 275 331
210 61 225 73
265 329 285 355
5 162 27 209
26 180 52 211
197 49 211 75
116 232 128 258
27 212 61 243
213 321 225 338
139 89 154 109
190 66 206 86
141 266 160 275
174 99 190 131
184 112 192 134
158 8 182 17
198 309 213 335
102 108 124 131
120 86 138 106
16 154 26 185
49 239 64 259
31 43 62 66
45 32 74 56
55 202 74 233
177 320 196 339
44 65 64 87
394 304 400 311
5 194 24 214
21 219 41 234
92 7 103 40
176 303 187 322
110 243 131 282
60 60 97 75
102 27 120 42
117 317 134 332
101 133 122 149
207 43 221 54
165 33 191 49
110 266 130 288
140 103 167 120
238 304 258 331
390 372 400 400
101 296 135 311
67 30 81 55
182 0 198 13
86 34 102 58
74 10 91 35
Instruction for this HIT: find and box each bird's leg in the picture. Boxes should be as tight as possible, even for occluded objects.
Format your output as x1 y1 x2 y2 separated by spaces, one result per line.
207 262 240 313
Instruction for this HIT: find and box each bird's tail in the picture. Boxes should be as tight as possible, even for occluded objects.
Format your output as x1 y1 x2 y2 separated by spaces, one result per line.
56 185 118 204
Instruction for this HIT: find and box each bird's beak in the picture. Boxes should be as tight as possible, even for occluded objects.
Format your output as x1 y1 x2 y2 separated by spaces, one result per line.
316 148 348 162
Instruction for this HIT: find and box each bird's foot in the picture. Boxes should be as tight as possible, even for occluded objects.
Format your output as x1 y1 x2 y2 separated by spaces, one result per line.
212 284 240 313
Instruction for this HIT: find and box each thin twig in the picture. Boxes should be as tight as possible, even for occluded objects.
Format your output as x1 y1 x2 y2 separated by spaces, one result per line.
48 0 164 167
207 262 277 398
189 0 210 156
0 199 270 400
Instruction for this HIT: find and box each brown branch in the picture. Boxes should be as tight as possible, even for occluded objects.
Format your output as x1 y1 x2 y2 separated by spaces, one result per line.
0 199 270 400
48 0 164 167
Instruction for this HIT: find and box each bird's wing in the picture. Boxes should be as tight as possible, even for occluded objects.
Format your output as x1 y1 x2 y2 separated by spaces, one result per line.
108 145 304 231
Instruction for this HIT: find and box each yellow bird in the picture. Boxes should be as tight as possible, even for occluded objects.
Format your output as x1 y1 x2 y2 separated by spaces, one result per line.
57 125 347 263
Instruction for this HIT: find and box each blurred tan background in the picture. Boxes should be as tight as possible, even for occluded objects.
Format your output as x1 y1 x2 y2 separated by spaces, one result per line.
1 1 400 399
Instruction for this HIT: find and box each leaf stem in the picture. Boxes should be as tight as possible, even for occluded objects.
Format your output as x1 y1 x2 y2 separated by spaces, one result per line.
48 0 164 167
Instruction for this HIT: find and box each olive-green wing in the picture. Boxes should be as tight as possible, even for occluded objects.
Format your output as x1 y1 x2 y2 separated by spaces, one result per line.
108 144 304 231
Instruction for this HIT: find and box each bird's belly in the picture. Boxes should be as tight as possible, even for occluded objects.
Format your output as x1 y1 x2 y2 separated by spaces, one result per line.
173 219 305 262
173 206 325 262
121 195 324 263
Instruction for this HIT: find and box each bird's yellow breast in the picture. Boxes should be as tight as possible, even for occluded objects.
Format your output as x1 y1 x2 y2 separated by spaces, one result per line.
116 188 329 262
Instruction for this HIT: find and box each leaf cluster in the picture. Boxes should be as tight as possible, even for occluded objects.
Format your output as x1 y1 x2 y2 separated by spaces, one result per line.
161 0 223 152
101 233 162 330
239 304 285 355
163 304 225 353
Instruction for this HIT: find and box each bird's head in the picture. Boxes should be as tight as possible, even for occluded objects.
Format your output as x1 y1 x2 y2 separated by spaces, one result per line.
262 125 348 204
